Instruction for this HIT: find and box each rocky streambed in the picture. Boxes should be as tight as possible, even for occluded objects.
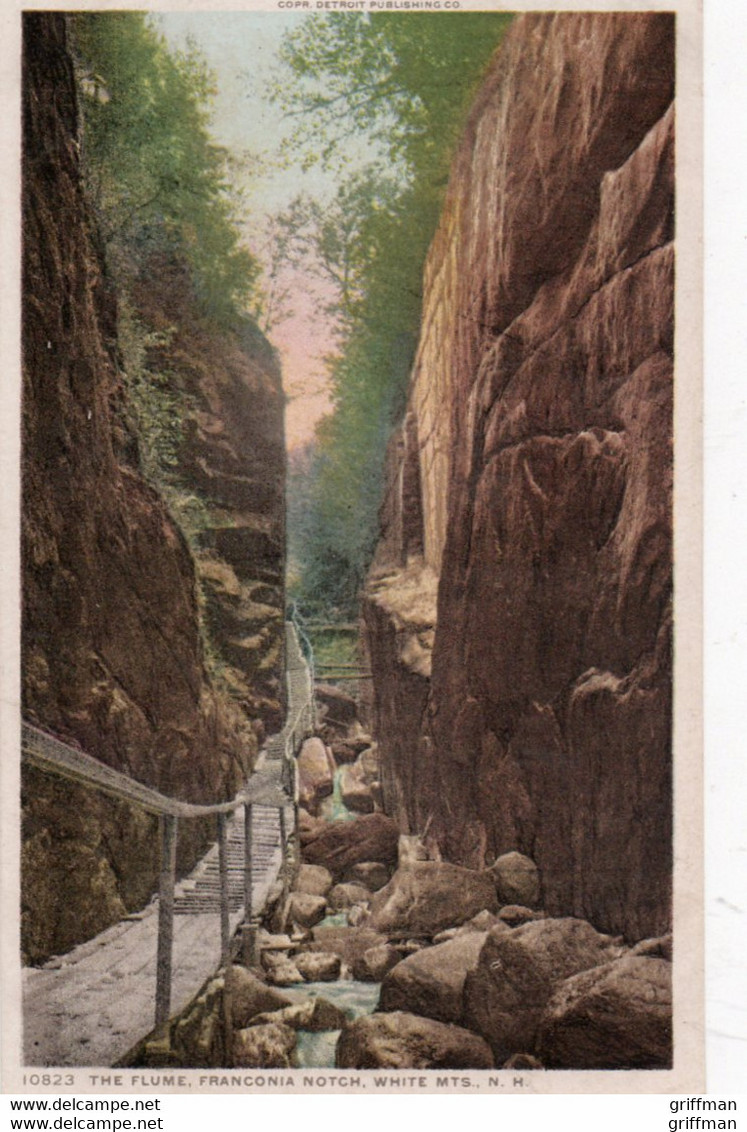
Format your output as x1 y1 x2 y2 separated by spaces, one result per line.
156 684 672 1072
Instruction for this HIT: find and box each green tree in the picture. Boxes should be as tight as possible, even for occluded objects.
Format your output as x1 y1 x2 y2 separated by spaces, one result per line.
274 13 511 178
276 165 403 333
73 12 260 324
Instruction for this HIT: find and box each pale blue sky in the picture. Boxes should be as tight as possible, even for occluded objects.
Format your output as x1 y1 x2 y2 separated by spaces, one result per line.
156 12 376 220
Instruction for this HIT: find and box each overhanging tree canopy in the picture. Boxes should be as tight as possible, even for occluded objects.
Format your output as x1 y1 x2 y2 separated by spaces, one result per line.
277 13 512 617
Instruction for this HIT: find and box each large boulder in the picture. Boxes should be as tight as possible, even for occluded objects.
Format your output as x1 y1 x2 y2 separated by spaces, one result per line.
346 862 391 892
286 892 327 930
229 967 292 1028
352 943 402 983
489 852 541 908
630 933 672 962
316 684 358 726
299 926 389 970
297 738 336 815
536 955 672 1068
250 997 348 1032
293 863 334 898
328 882 371 911
336 1012 494 1069
368 863 498 936
294 951 342 982
356 744 380 784
338 762 374 814
462 918 624 1062
379 932 487 1024
498 905 545 928
233 1022 296 1068
302 813 399 879
331 736 372 764
171 976 225 1067
261 952 303 987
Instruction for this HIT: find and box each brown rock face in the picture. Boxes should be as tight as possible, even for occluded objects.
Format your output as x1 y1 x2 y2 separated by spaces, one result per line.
378 932 487 1025
363 12 674 941
338 762 375 814
361 561 437 834
296 737 336 815
21 16 284 961
536 955 672 1069
299 927 388 969
130 261 286 737
301 813 400 879
293 864 334 898
336 1012 494 1070
367 863 498 937
233 1023 296 1069
230 967 292 1029
462 918 624 1063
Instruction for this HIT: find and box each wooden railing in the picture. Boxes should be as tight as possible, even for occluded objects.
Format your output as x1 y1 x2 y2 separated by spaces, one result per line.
21 622 314 1035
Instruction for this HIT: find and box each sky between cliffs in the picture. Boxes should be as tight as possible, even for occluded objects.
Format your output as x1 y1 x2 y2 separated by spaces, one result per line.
157 11 376 451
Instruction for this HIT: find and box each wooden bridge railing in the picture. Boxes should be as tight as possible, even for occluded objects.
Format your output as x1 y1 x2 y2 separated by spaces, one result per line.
21 622 315 1035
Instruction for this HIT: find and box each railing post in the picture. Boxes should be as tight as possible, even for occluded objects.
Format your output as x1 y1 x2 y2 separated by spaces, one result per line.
241 803 257 967
217 813 234 1067
293 800 301 884
217 813 230 962
279 804 290 910
155 814 178 1031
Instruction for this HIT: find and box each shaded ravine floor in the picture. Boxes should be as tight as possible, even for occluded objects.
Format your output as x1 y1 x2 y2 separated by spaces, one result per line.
282 767 383 1068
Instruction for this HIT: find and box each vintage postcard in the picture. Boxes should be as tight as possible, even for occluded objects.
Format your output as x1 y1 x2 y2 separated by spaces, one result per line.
2 0 704 1094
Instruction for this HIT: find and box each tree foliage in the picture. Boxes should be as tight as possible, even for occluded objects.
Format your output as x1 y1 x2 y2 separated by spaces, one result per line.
277 165 404 333
273 12 511 181
278 13 512 617
72 12 261 325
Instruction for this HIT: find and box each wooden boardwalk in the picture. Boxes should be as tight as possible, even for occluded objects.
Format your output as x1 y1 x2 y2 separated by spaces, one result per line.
22 624 313 1068
22 804 288 1067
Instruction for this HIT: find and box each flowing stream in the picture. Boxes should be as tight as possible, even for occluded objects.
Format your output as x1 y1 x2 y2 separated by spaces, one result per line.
318 767 357 823
290 765 381 1066
285 980 381 1068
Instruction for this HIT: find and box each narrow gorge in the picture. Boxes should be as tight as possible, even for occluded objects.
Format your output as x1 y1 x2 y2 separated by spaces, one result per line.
19 9 677 1077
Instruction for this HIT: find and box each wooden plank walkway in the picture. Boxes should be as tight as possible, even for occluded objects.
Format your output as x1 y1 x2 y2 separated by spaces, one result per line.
22 624 313 1068
23 799 292 1067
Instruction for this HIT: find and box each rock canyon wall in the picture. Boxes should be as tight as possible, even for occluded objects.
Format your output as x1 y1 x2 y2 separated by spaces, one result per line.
21 15 285 962
363 12 675 941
